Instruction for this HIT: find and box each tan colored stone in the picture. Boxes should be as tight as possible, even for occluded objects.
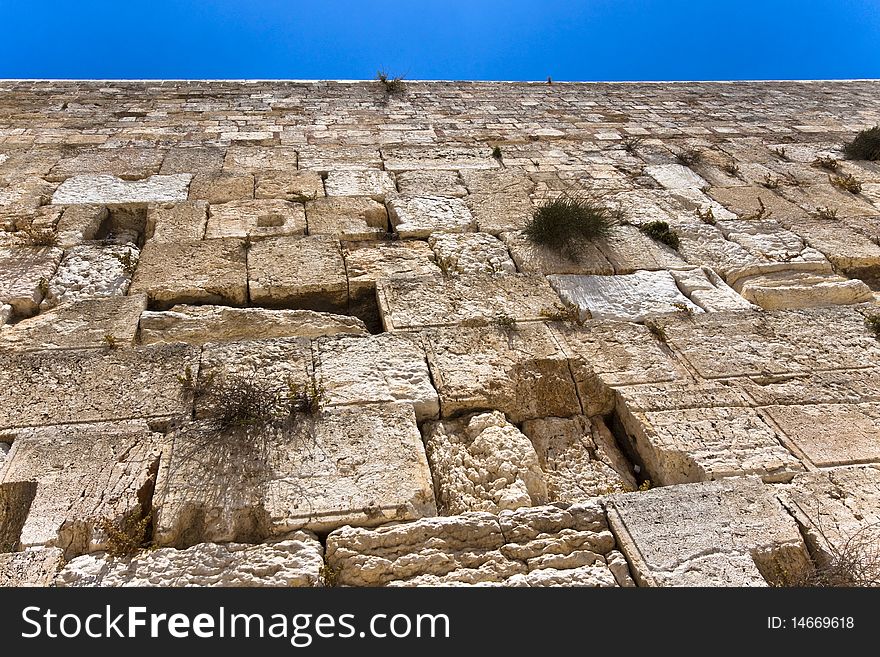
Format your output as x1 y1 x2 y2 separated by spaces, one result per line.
779 183 879 218
500 230 613 275
223 146 298 172
428 232 516 275
297 145 382 171
0 548 64 586
670 267 756 312
707 186 810 223
0 421 161 557
205 199 305 239
52 174 192 205
159 147 225 175
305 196 388 240
343 240 441 301
396 170 467 197
733 270 873 310
461 169 535 234
383 145 500 172
645 164 708 189
145 201 208 243
388 195 475 238
598 225 689 273
0 246 63 316
324 170 396 201
248 235 347 311
41 243 140 310
188 172 255 203
790 218 880 275
255 170 324 201
130 238 248 308
55 204 107 247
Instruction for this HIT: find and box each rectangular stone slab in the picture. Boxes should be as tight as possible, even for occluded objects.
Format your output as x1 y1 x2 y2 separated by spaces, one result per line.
0 421 161 558
428 232 516 276
130 238 248 308
500 230 614 275
323 170 396 201
0 343 198 429
152 402 436 546
607 477 812 586
343 241 442 300
205 199 306 239
598 225 690 274
382 146 500 172
314 333 439 422
305 196 388 241
421 323 581 423
255 171 324 201
41 243 139 310
52 174 192 205
145 201 208 243
387 195 475 238
0 246 63 316
247 235 348 311
188 173 254 203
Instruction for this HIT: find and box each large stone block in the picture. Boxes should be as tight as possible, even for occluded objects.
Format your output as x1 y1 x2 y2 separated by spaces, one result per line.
607 477 812 586
396 170 467 198
57 535 324 587
645 164 708 190
222 146 299 173
382 146 500 172
152 403 436 545
55 204 107 247
422 323 581 422
342 240 441 301
145 201 208 243
0 421 161 558
205 199 306 239
0 246 63 316
326 502 631 587
48 148 164 181
733 270 873 310
52 174 192 205
0 548 64 586
188 172 255 203
598 225 689 273
314 333 439 422
130 238 248 308
461 170 535 234
41 243 139 310
500 230 614 275
387 195 475 238
0 343 198 429
159 147 225 175
305 196 388 240
323 170 396 201
428 232 516 276
255 171 324 201
247 235 347 311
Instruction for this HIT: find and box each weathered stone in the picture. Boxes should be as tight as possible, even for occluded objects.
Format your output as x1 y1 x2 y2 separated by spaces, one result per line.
0 304 10 327
49 148 164 181
428 232 516 275
305 196 388 240
387 195 475 238
738 368 880 406
145 201 208 243
0 343 198 429
159 147 225 175
326 502 628 587
717 219 829 267
0 177 56 218
314 333 439 422
223 146 298 173
424 412 548 514
779 183 879 218
55 204 107 247
645 164 708 189
520 415 637 499
669 267 756 312
396 170 467 198
0 246 63 316
377 274 562 330
461 169 535 234
57 535 324 587
549 271 703 322
733 270 874 310
255 170 324 201
0 295 146 351
500 230 614 275
130 238 248 308
52 174 192 205
422 323 580 422
41 243 139 310
382 146 500 172
139 305 367 345
248 235 347 311
324 170 396 201
0 548 64 586
598 225 689 273
0 421 161 557
297 146 382 171
153 403 436 545
205 199 306 239
343 240 441 301
707 186 810 223
188 172 255 203
789 218 880 276
607 477 812 586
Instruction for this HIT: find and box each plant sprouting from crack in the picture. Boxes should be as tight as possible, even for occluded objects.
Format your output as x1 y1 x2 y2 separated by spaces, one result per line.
523 193 616 261
829 173 862 194
843 126 880 161
640 220 680 250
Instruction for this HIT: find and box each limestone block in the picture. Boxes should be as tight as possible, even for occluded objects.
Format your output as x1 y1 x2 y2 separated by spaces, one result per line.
188 172 255 203
598 225 689 273
666 187 738 221
777 466 880 571
130 238 248 308
324 170 396 201
552 320 689 416
55 204 107 247
396 170 467 198
382 146 500 172
139 305 367 345
48 148 164 181
734 270 874 310
0 151 61 183
790 219 880 275
461 170 535 234
159 147 225 175
41 243 139 310
297 145 382 171
145 201 208 243
0 548 64 586
152 403 436 545
717 219 829 267
314 333 439 422
0 343 198 429
0 177 57 220
377 274 562 331
779 183 879 218
305 196 388 241
607 477 812 586
549 270 703 322
0 246 63 316
205 199 306 239
428 232 516 276
223 146 298 173
423 412 548 514
500 230 614 275
422 323 581 422
52 174 192 205
343 240 441 301
613 379 754 414
739 368 880 406
764 403 880 467
0 295 146 351
0 421 161 558
255 171 324 201
326 502 628 587
706 186 810 223
669 267 756 312
673 221 771 281
388 195 475 238
645 164 708 189
57 535 324 587
248 235 347 311
520 415 637 499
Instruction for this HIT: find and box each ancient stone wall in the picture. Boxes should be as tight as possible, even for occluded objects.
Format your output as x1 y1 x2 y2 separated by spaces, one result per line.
1 80 879 586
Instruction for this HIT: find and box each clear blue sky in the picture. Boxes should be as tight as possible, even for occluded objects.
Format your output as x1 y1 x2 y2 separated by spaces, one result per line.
1 0 878 80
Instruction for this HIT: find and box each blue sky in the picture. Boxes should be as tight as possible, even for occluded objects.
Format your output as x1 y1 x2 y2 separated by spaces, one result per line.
1 1 878 80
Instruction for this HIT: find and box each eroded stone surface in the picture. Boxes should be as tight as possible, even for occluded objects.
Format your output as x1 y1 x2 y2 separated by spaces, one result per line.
255 171 324 201
52 174 192 205
146 201 208 243
396 170 467 197
500 230 613 275
42 243 140 309
205 199 306 239
324 170 396 201
0 548 64 586
343 240 441 300
305 196 388 240
387 195 475 238
0 246 63 316
428 232 516 276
